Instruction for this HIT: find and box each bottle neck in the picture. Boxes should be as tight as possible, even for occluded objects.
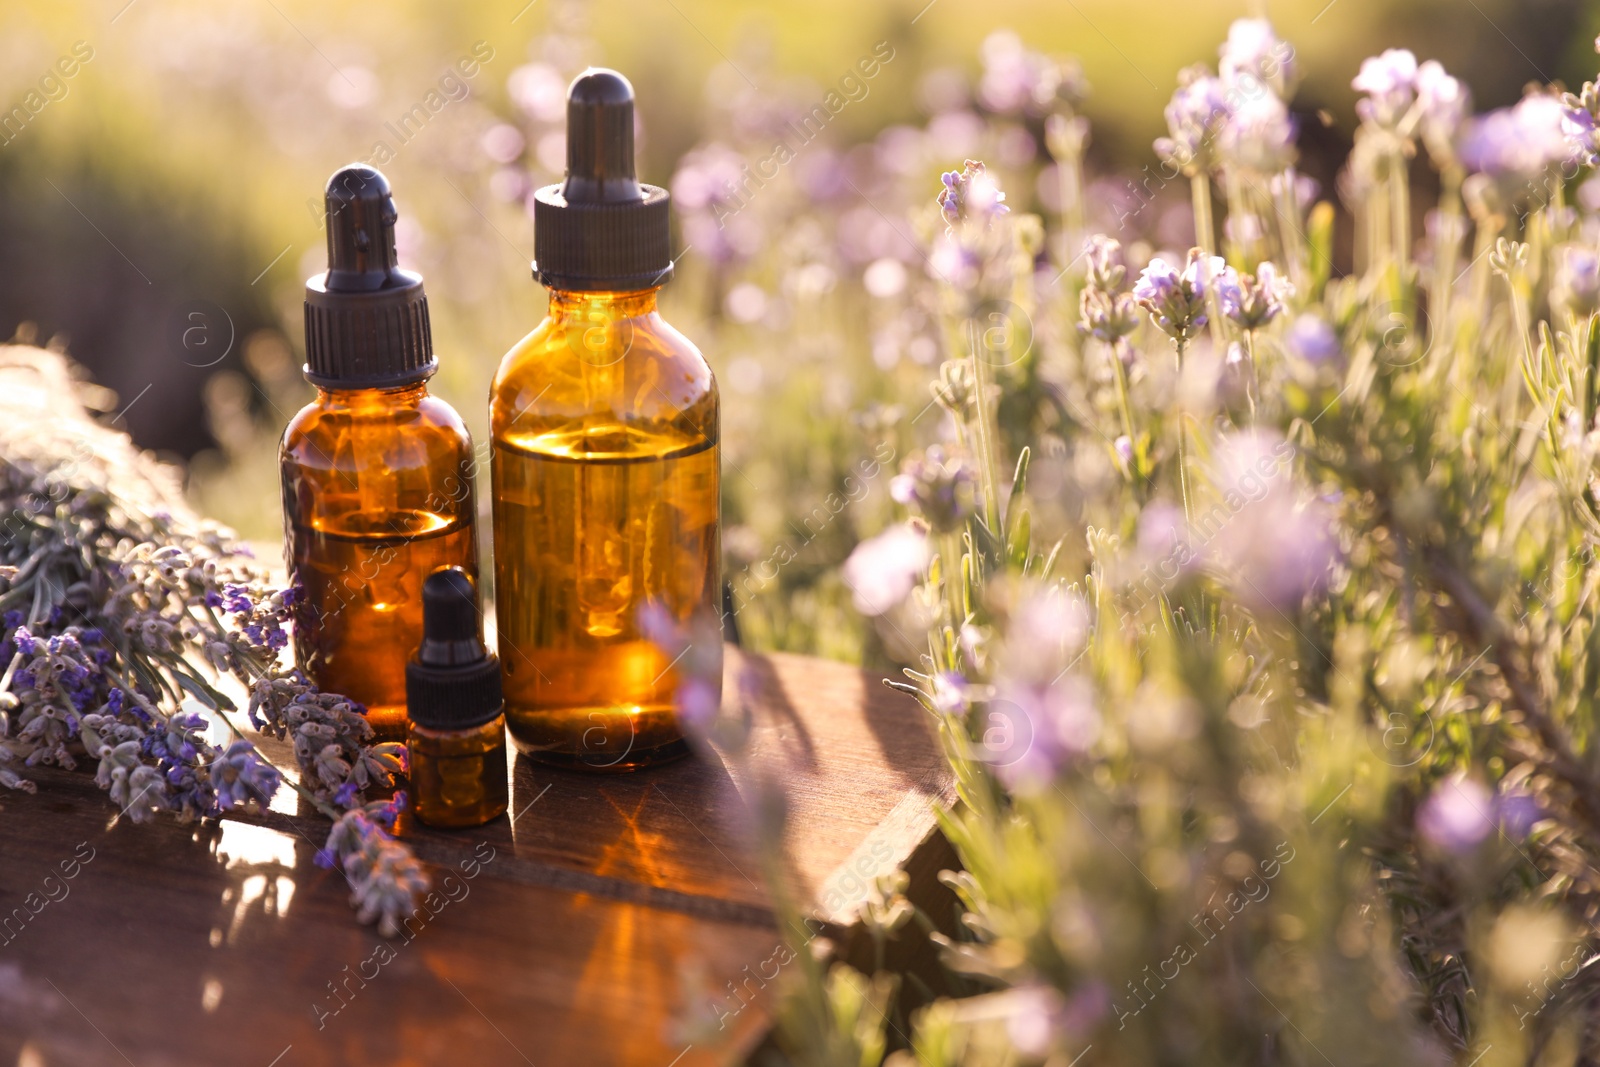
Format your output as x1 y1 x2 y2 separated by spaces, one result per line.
545 287 661 322
314 380 429 409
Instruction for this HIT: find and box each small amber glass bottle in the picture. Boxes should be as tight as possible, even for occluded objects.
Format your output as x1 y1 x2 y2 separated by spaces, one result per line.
406 568 508 828
281 164 477 743
490 70 720 772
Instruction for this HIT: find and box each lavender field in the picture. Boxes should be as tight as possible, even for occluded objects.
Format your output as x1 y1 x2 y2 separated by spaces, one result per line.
4 0 1600 1062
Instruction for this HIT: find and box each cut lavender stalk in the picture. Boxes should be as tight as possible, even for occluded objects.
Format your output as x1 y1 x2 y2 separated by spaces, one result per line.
0 345 427 935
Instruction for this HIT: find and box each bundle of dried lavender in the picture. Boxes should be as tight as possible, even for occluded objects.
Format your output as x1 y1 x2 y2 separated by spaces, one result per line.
0 345 427 936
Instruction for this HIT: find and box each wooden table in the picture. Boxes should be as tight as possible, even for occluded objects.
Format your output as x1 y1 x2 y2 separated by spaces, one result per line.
0 649 953 1067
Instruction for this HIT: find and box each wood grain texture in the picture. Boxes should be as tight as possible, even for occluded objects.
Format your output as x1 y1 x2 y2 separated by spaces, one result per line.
0 648 953 1067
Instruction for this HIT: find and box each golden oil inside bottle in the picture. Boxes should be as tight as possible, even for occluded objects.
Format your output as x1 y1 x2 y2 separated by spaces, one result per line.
289 508 475 742
491 425 719 770
409 716 509 828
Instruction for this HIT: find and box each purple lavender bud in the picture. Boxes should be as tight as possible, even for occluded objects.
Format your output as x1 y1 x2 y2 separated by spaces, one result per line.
1417 775 1495 852
1219 18 1297 99
890 446 979 534
985 674 1101 793
1134 249 1220 342
1555 244 1600 313
1156 67 1230 174
1221 261 1292 329
1459 93 1579 179
13 627 36 656
841 524 931 617
1286 313 1341 365
1497 790 1541 839
1352 49 1418 127
1082 234 1126 291
934 160 1009 229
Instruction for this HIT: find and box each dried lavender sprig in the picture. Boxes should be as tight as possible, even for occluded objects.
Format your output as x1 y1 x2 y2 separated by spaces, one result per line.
0 347 427 932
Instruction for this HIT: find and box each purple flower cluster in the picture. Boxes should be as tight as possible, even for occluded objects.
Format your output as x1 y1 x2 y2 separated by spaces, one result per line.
936 160 1009 229
318 797 430 938
1459 93 1578 180
1203 430 1338 609
1079 236 1140 345
1216 260 1292 329
1134 249 1223 343
1154 67 1230 176
891 445 979 533
977 30 1087 116
1155 19 1298 177
1352 49 1418 128
1416 774 1541 853
841 524 931 617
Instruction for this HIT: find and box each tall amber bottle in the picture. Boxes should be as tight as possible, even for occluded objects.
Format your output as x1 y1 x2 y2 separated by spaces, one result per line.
491 70 720 771
282 164 478 743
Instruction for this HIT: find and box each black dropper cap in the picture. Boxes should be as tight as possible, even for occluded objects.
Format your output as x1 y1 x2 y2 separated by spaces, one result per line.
532 69 674 292
405 569 503 731
303 164 436 389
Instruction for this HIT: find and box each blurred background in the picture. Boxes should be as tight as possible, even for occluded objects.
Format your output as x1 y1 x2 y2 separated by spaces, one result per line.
1 0 1593 659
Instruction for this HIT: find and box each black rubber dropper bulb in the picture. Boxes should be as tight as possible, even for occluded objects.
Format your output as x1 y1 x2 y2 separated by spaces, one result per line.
562 70 643 204
406 569 502 731
416 568 483 667
532 68 673 291
303 163 435 389
324 166 405 291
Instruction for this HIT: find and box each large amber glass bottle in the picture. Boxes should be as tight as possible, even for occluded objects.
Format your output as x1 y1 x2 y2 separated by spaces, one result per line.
491 70 720 771
282 164 477 743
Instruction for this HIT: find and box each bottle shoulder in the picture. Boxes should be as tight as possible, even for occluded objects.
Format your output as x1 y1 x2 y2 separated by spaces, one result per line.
491 310 717 456
281 389 473 467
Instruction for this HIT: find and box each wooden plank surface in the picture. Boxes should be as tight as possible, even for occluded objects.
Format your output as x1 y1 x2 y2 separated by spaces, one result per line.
0 648 953 1067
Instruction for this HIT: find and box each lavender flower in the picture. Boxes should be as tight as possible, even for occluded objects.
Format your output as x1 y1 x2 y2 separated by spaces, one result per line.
936 160 1009 228
1217 260 1292 329
1082 234 1127 291
1219 18 1297 100
1079 288 1140 344
1155 67 1230 176
1134 249 1222 343
323 800 431 938
212 739 282 811
842 525 931 617
1554 244 1600 313
1204 431 1337 609
1352 48 1418 128
891 446 979 533
1417 774 1496 852
985 674 1100 792
1566 93 1600 169
930 359 979 420
1286 313 1341 365
1459 93 1577 179
0 350 423 932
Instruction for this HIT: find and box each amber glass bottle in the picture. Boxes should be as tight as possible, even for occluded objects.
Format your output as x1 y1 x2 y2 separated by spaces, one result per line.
282 164 477 743
407 569 508 828
491 70 720 771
